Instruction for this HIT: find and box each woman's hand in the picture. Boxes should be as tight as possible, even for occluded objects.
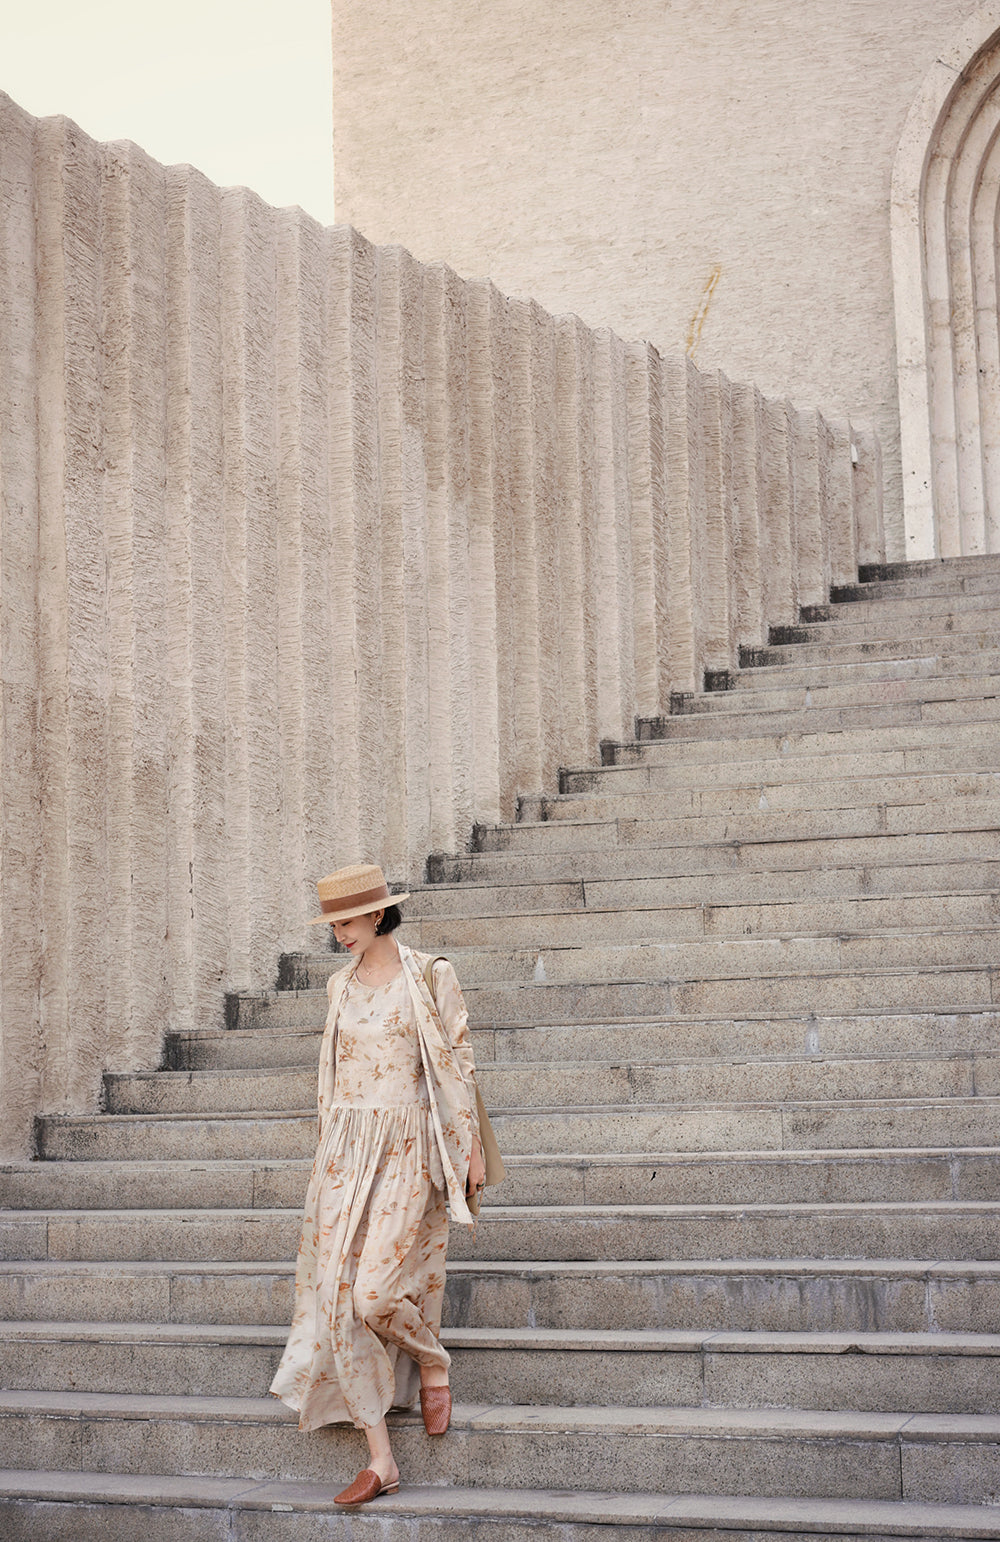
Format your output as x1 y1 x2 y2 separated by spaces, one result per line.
466 1135 486 1198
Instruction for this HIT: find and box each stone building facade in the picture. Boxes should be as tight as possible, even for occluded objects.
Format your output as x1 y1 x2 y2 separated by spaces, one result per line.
331 0 1000 562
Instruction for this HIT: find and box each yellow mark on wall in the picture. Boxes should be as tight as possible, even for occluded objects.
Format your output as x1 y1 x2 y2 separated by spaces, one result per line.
686 264 723 360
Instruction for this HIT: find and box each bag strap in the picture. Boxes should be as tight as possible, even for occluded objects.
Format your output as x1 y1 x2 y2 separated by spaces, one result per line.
421 955 447 994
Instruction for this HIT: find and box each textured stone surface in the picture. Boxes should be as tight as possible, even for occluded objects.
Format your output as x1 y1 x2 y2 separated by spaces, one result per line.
330 0 996 557
5 1476 1000 1542
11 1391 1000 1500
0 89 879 1159
9 1321 1000 1414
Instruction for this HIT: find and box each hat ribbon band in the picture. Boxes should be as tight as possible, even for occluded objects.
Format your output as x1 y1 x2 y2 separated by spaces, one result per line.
319 883 390 916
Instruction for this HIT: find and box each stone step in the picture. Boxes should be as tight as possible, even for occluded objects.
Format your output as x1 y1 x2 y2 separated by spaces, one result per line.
835 567 1000 599
708 657 1000 714
747 628 1000 669
8 1477 1000 1542
3 1256 998 1335
406 862 1000 922
770 596 1000 641
5 1320 1000 1414
719 644 1000 687
484 1009 1000 1065
6 1200 1000 1264
485 1144 1000 1206
854 552 1000 587
167 1025 321 1069
562 738 996 795
245 951 1000 1026
102 1066 315 1116
214 900 992 1036
833 567 1000 600
787 590 1000 633
3 1474 1000 1542
0 1159 308 1212
724 643 1000 693
102 1049 1000 1118
2 1389 999 1503
633 693 1000 746
224 925 1000 993
402 895 1000 959
229 964 997 1032
486 1097 1000 1159
474 796 1000 854
427 829 1000 892
169 1008 1000 1073
34 1112 319 1163
231 921 1000 989
452 1202 1000 1265
739 632 998 675
621 714 998 764
833 569 1000 601
442 1257 1000 1336
0 1259 299 1328
280 960 1000 1027
665 668 1000 719
727 646 1000 693
5 1145 1000 1213
522 769 1000 824
29 1092 1000 1163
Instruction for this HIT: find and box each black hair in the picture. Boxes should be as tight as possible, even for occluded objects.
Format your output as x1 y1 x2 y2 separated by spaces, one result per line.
375 904 403 935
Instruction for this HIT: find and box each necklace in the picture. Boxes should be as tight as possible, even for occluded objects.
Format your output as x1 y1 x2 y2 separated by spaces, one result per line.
357 949 400 986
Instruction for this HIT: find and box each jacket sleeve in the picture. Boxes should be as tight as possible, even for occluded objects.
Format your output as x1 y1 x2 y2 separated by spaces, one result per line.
430 957 480 1142
316 968 345 1141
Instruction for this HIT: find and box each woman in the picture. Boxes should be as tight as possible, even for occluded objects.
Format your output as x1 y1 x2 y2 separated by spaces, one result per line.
269 862 486 1506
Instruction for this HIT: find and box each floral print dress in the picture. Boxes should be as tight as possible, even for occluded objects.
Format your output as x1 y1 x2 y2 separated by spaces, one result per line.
269 951 475 1432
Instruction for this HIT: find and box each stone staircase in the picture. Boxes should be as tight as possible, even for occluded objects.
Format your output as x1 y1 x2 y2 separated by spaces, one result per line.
2 552 1000 1540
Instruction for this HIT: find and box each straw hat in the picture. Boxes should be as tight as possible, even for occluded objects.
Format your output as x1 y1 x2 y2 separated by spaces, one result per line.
307 862 410 925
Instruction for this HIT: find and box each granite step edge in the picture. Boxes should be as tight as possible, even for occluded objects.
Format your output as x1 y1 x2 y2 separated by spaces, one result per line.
4 1470 1000 1539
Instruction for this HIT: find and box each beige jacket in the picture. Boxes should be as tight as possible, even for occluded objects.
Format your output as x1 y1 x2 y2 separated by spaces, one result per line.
316 941 480 1228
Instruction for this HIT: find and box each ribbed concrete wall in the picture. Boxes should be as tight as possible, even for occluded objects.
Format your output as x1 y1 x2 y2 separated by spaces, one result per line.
0 92 884 1157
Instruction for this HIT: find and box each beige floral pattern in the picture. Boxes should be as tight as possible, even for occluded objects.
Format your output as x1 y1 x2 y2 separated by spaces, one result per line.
334 971 431 1108
269 946 478 1432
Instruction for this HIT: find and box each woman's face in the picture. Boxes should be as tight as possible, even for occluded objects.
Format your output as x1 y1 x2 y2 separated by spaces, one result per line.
330 910 381 955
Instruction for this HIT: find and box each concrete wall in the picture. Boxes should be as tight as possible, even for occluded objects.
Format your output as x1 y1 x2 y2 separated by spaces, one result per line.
331 0 985 560
0 90 882 1157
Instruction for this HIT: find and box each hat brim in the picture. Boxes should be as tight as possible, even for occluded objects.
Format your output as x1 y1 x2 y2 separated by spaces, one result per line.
307 892 410 925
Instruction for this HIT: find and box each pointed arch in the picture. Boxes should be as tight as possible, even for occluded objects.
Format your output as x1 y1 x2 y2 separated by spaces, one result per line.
892 4 1000 558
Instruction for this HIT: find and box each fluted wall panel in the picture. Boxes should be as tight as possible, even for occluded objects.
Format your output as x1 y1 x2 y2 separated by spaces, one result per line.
0 94 883 1155
759 400 798 631
730 383 767 656
164 166 227 1038
553 315 600 772
0 97 43 1159
855 428 886 569
694 368 735 678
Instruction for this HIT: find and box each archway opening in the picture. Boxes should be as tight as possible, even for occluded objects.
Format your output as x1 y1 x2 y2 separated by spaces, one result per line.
893 5 1000 558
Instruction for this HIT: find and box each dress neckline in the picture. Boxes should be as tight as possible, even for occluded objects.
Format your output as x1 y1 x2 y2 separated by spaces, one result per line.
351 964 404 993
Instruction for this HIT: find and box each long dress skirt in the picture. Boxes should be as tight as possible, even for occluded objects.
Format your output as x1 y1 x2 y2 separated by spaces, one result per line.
269 970 451 1432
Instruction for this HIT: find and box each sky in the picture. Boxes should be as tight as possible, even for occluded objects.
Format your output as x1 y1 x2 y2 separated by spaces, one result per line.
1 0 336 224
